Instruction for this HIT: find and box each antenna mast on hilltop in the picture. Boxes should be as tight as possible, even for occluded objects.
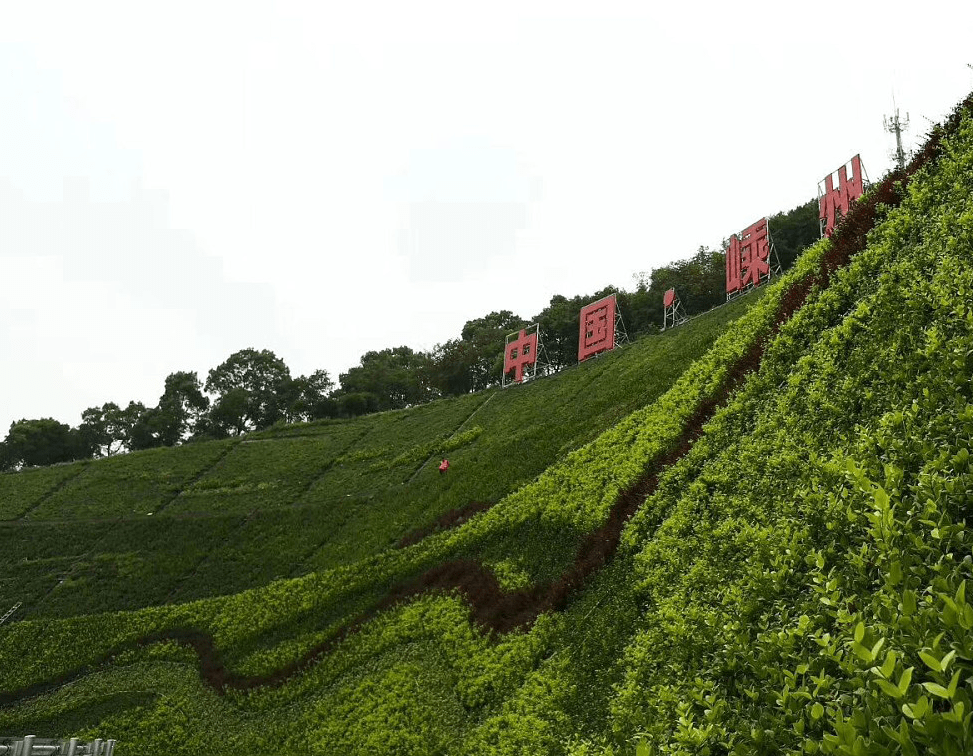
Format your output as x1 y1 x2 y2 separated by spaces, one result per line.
884 99 910 172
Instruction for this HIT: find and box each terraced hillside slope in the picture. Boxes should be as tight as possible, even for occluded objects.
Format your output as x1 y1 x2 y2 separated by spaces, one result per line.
2 92 973 755
0 290 762 622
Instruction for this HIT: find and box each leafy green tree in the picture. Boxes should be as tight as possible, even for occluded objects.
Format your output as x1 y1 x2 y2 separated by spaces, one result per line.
118 401 148 438
80 401 152 454
205 349 292 434
78 402 129 457
154 371 210 445
768 198 820 270
428 338 476 396
1 418 86 468
675 245 726 314
616 283 656 337
287 369 337 421
337 391 379 418
535 294 589 370
206 387 253 436
127 406 165 451
621 247 725 334
78 403 116 457
430 306 553 394
459 311 527 391
338 347 434 411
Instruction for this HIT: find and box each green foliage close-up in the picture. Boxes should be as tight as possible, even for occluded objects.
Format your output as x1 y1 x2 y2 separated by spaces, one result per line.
2 93 972 756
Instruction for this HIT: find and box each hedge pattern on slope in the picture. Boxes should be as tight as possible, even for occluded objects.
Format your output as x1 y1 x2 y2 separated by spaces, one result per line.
574 97 973 756
0 234 798 700
0 295 759 623
426 94 973 755
0 217 859 752
28 441 236 520
0 464 87 520
3 93 969 756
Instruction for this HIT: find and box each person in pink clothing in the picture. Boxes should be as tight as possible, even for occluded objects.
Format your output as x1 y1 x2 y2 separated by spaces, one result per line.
438 458 449 475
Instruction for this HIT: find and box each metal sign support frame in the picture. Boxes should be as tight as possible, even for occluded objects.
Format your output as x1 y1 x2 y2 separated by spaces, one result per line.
662 294 689 331
614 300 630 348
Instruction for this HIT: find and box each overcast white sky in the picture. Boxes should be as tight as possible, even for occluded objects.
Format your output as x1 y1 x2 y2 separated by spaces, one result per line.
2 0 972 432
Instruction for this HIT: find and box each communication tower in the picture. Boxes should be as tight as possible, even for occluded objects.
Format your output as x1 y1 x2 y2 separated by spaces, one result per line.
884 101 910 172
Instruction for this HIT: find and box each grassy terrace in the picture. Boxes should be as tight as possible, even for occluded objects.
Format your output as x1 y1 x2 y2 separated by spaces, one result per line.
0 289 761 619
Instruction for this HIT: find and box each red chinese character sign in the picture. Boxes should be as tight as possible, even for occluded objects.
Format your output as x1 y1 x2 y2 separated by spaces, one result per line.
502 324 540 387
578 294 624 362
818 155 865 238
725 217 776 299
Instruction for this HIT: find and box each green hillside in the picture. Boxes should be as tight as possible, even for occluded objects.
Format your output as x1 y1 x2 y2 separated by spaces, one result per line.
2 92 972 755
0 287 762 621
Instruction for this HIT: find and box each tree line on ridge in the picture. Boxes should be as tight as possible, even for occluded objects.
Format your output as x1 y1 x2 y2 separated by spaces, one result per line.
0 200 818 471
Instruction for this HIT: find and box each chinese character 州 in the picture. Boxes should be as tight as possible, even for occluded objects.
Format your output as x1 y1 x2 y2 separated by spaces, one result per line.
819 155 864 237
